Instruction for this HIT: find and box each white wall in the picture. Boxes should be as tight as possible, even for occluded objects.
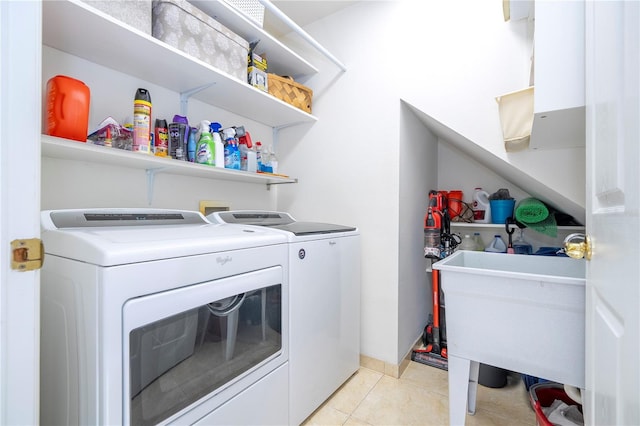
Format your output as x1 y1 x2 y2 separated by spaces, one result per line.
398 102 438 362
41 46 278 211
277 2 403 364
276 1 584 365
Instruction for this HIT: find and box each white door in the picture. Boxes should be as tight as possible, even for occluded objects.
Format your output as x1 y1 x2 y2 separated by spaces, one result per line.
0 1 42 424
584 1 639 425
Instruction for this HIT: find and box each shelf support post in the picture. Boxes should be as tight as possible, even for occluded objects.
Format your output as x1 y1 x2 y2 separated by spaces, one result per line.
272 121 305 153
145 168 168 205
180 83 216 116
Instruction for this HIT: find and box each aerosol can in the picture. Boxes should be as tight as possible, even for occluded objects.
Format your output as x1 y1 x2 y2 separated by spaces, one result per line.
132 88 152 154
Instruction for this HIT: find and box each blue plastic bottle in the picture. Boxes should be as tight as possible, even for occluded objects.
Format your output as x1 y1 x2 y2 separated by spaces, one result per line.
187 127 197 162
222 127 241 170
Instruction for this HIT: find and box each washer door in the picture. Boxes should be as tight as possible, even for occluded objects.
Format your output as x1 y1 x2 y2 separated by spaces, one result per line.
123 266 285 425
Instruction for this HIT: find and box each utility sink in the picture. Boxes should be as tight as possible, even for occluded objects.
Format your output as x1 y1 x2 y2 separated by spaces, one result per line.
433 250 585 425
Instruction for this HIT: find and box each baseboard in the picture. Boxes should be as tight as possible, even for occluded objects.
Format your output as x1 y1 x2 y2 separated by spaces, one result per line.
360 337 418 379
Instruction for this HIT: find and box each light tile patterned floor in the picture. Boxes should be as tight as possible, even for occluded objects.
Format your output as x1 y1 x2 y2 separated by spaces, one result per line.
303 361 537 426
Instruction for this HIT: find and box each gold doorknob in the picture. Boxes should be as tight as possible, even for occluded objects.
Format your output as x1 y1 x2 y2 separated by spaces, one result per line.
564 233 592 260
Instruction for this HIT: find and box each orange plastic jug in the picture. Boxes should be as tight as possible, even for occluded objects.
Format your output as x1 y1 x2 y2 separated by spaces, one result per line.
447 190 464 219
46 75 90 142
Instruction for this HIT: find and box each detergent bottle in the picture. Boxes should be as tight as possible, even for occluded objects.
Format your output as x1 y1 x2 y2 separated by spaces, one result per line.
485 235 507 253
195 120 215 166
210 122 225 168
472 188 491 223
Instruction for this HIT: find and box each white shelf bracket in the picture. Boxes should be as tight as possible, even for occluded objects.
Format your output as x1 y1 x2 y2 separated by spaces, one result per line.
146 168 168 205
180 83 216 116
272 121 305 152
267 178 298 191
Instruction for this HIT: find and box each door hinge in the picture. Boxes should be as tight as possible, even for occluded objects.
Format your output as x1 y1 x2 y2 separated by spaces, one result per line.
11 238 44 271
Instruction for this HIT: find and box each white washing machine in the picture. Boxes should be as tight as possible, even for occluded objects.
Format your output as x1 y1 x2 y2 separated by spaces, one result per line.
208 211 361 425
40 208 290 425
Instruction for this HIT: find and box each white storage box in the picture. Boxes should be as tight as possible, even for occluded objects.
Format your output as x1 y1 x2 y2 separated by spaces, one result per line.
224 0 265 27
81 0 152 35
496 86 534 152
433 250 585 387
152 0 250 81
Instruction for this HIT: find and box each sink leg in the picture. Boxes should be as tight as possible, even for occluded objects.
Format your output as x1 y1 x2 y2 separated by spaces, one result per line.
448 356 481 425
467 360 480 415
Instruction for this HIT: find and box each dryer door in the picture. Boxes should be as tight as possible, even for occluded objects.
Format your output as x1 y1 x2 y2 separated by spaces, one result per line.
122 266 285 425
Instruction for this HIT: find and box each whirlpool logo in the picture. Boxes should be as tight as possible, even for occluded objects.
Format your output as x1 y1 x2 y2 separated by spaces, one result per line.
216 255 232 266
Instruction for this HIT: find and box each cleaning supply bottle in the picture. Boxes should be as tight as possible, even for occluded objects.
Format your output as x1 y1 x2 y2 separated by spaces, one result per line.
459 234 476 251
154 119 169 157
485 235 507 253
256 141 264 171
268 146 278 174
132 88 152 154
195 121 215 166
222 127 241 170
238 131 257 172
512 229 533 255
210 122 225 168
473 232 484 251
472 187 491 223
169 115 189 161
187 127 197 162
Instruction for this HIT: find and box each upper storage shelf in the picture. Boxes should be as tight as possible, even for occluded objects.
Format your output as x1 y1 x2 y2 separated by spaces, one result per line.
188 0 318 78
42 0 318 128
530 0 585 150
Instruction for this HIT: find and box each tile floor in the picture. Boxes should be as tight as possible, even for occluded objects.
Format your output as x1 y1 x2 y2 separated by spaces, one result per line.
303 361 537 426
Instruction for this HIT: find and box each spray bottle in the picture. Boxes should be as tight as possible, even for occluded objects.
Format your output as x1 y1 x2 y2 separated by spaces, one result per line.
238 130 257 172
132 88 152 154
209 122 225 168
222 127 241 170
195 120 215 166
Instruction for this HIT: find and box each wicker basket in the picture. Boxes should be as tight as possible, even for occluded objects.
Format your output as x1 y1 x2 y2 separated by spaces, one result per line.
267 74 313 114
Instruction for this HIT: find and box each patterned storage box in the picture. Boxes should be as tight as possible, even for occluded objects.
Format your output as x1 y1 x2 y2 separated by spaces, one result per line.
152 0 249 81
82 1 152 34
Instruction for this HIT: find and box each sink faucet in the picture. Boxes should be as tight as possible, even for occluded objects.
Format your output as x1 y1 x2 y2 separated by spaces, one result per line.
564 233 592 260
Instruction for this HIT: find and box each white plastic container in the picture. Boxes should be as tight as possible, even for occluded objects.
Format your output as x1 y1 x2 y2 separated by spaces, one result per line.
433 250 586 388
485 234 507 253
472 188 491 223
459 234 476 251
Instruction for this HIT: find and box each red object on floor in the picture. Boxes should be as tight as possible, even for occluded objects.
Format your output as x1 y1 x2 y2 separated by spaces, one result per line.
529 383 582 426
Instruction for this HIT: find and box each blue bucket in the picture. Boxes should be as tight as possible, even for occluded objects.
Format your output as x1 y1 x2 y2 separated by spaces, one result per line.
490 199 516 224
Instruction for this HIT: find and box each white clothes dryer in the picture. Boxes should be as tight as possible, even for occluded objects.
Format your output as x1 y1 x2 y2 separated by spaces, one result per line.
40 209 290 426
208 210 361 425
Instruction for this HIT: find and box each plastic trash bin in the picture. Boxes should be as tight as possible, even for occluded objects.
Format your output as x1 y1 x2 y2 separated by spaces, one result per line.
529 382 583 426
